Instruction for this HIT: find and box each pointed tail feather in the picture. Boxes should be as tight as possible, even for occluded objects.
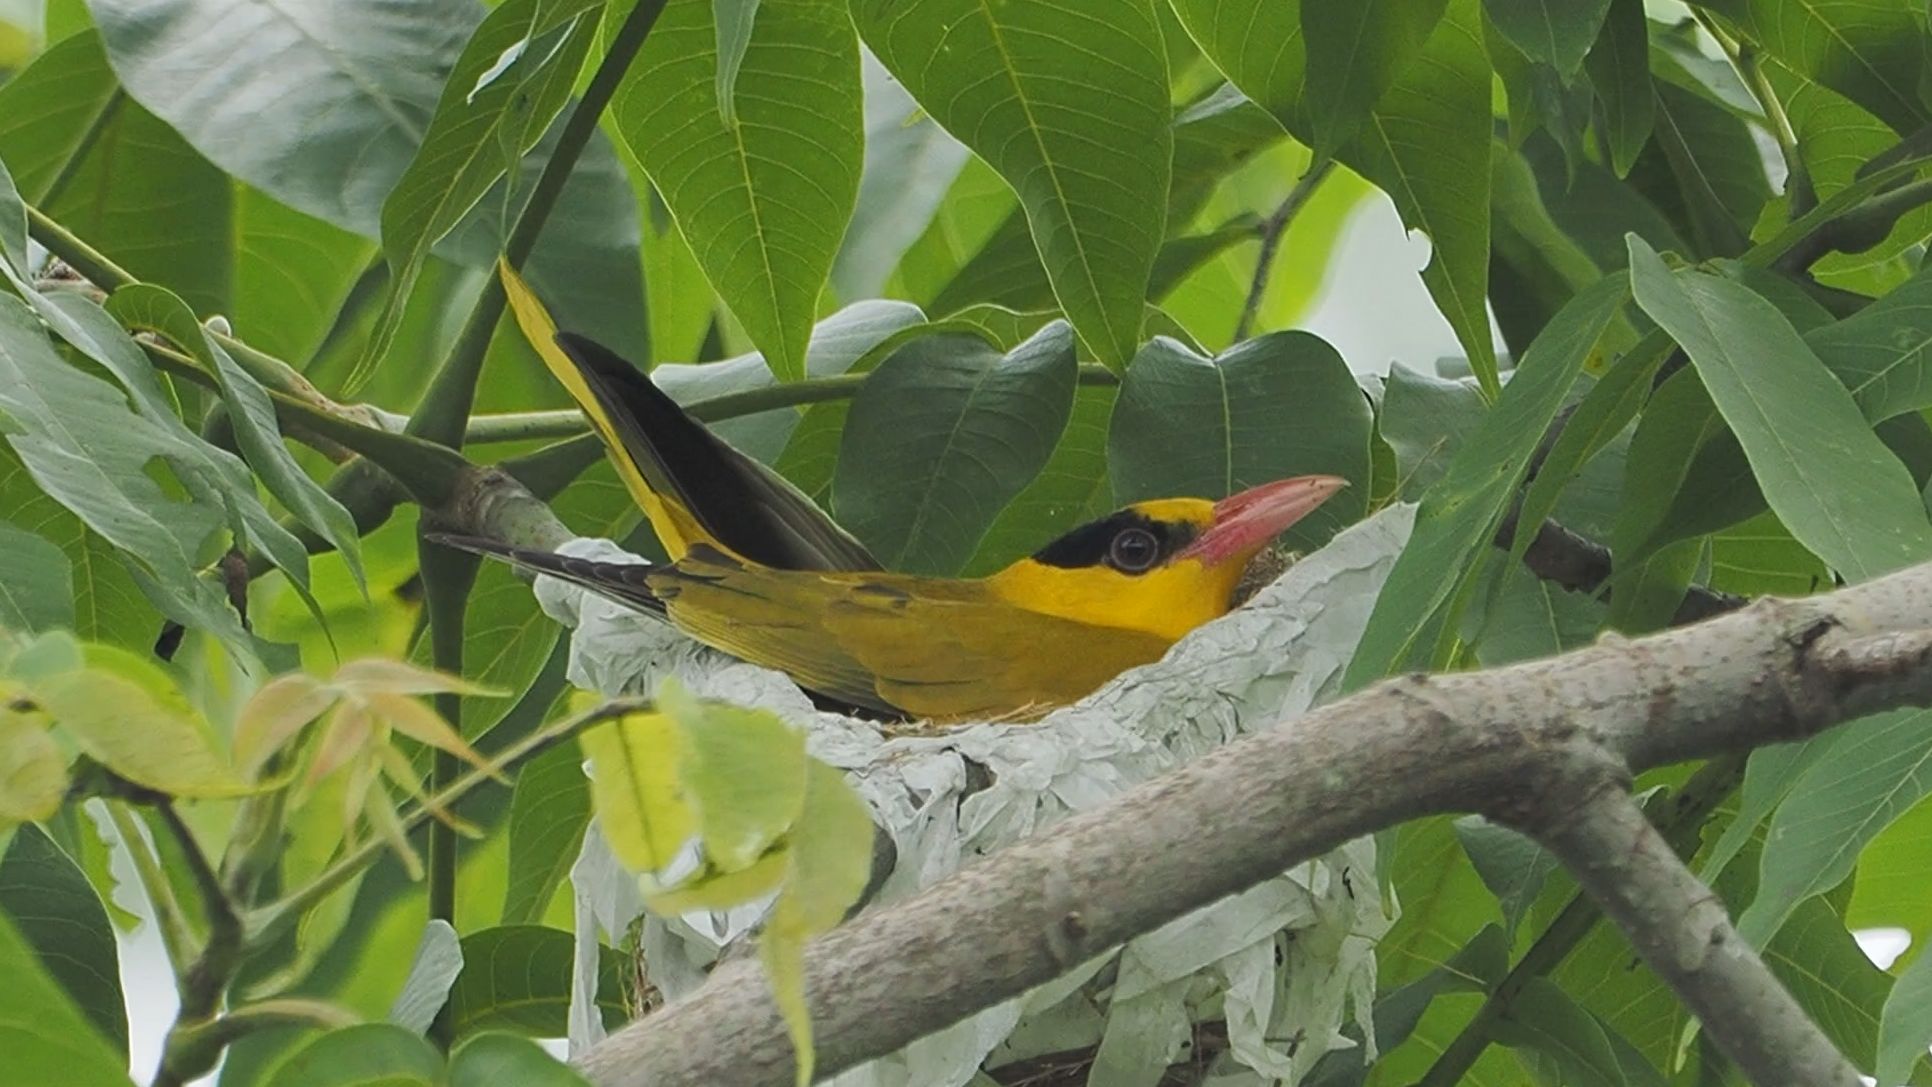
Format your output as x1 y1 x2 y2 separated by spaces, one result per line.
426 534 668 617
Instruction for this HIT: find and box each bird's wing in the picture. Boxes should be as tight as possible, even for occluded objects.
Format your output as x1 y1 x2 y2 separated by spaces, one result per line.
499 261 880 572
817 576 1178 722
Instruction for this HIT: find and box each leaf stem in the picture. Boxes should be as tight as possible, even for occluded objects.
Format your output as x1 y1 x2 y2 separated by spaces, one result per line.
1234 159 1333 343
419 536 473 1050
104 802 195 972
405 0 671 448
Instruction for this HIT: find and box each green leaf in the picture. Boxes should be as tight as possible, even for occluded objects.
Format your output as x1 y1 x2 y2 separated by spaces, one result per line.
1492 977 1628 1087
833 323 1078 575
444 925 625 1037
658 680 808 871
448 1033 590 1087
0 909 130 1087
1380 364 1489 501
360 0 601 383
1691 0 1927 135
1107 332 1371 550
232 187 377 367
1880 909 1932 1084
0 448 152 652
0 295 251 654
854 0 1172 371
1582 0 1652 176
1736 708 1932 945
386 920 462 1036
502 740 590 924
1809 263 1932 423
0 711 67 830
85 0 644 359
0 521 72 632
1483 0 1611 77
108 284 367 590
0 824 125 1056
1763 895 1891 1069
760 757 876 1087
1301 0 1448 156
1626 237 1932 582
0 32 233 314
961 385 1117 576
613 0 862 381
1345 276 1625 688
1643 78 1768 257
712 0 761 127
264 1023 443 1087
32 642 248 797
1453 816 1559 938
1614 367 1763 565
1464 561 1607 666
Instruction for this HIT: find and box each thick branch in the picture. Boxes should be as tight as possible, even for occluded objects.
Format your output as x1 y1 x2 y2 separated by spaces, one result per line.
577 564 1932 1087
1527 782 1861 1085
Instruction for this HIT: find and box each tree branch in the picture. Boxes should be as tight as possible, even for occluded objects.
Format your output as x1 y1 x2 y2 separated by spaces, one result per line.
1234 159 1333 343
1525 779 1862 1085
576 565 1932 1087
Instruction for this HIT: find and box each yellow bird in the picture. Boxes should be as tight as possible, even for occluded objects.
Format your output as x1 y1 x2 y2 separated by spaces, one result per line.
432 272 1345 721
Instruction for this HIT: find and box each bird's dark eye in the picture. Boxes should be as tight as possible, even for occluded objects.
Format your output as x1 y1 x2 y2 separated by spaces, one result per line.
1108 527 1160 573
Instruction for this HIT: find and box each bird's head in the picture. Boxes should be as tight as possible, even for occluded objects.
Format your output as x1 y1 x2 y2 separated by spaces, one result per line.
986 475 1348 641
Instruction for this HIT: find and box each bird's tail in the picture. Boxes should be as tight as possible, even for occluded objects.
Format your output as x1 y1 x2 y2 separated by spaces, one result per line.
426 534 669 617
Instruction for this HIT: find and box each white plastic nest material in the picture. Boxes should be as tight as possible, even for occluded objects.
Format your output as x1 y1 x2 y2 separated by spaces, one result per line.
555 504 1417 1087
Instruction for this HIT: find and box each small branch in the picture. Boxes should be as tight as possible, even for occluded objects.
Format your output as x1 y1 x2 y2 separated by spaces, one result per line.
247 695 643 951
418 533 475 1049
1417 753 1747 1086
104 802 195 972
166 999 359 1054
405 0 672 446
574 561 1932 1087
1696 12 1813 216
1234 159 1333 342
1493 508 1746 622
1525 783 1861 1085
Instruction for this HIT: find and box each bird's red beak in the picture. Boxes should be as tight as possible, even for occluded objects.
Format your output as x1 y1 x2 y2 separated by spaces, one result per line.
1177 475 1349 567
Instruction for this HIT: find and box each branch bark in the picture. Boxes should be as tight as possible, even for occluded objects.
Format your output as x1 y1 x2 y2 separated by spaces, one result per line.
576 563 1932 1087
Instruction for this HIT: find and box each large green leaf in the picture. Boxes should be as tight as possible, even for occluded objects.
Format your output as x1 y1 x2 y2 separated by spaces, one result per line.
1379 364 1488 500
264 1023 443 1087
1453 816 1559 939
1344 276 1625 688
1691 0 1927 135
231 187 377 367
1491 978 1636 1087
1642 78 1768 257
0 521 72 633
0 31 232 314
854 0 1172 371
1581 0 1652 176
1809 263 1932 423
0 294 251 653
1763 895 1892 1070
833 322 1078 575
0 824 126 1056
1172 0 1497 392
1301 0 1448 156
1736 708 1932 946
1483 0 1611 77
1880 918 1932 1084
0 909 129 1087
362 0 602 379
84 0 645 359
0 448 152 651
962 385 1117 576
108 284 365 589
448 1033 590 1087
1627 237 1932 582
444 925 626 1037
613 0 861 381
501 741 590 924
1108 331 1371 550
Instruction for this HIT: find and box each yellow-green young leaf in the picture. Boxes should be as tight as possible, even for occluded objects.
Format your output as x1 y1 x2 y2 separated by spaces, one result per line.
661 680 807 870
612 0 862 381
854 0 1171 371
363 693 500 779
645 848 789 914
31 646 248 798
762 759 876 1087
580 712 697 878
0 711 66 828
234 673 339 780
334 658 504 698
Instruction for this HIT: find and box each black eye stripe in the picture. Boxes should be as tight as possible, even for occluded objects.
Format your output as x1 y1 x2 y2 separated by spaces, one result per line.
1030 510 1199 570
